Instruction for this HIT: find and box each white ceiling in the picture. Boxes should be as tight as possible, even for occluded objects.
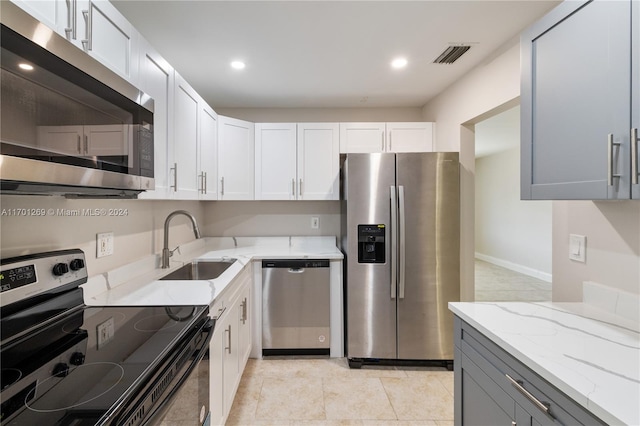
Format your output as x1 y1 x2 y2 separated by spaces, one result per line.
112 1 559 110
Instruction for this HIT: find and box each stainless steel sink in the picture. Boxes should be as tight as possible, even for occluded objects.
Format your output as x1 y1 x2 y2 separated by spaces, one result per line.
160 259 236 280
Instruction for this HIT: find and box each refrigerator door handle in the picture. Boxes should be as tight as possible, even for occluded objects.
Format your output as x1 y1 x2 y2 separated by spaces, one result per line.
390 186 397 300
398 185 406 299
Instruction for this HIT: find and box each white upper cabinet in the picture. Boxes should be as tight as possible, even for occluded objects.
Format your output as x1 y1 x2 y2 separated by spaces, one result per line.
255 123 339 201
297 123 340 200
386 122 434 153
11 0 139 85
218 116 255 200
339 123 386 153
340 122 435 153
10 0 59 30
172 73 200 200
255 123 298 200
199 104 218 200
79 0 139 85
137 36 174 200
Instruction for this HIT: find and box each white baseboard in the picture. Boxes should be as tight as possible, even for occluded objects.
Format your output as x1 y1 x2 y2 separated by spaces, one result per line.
475 252 552 283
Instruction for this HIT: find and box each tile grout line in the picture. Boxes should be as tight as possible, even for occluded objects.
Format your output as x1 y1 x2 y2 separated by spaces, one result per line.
379 376 401 422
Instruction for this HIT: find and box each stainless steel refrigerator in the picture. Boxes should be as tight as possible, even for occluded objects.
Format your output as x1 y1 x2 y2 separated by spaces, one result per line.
342 152 460 367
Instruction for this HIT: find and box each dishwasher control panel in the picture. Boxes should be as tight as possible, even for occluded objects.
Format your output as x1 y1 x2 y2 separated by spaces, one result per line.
262 260 330 268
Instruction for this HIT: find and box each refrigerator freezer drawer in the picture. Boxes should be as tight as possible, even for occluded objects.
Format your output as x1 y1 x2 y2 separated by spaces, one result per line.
262 260 330 351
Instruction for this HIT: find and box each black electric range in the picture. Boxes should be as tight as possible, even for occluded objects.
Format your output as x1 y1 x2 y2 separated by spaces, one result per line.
0 249 213 425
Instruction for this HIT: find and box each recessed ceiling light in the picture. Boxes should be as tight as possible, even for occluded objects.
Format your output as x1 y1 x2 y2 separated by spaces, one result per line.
391 57 408 69
18 63 34 71
231 61 246 70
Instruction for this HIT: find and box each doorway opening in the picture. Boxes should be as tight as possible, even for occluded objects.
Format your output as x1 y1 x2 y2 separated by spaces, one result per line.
473 105 552 301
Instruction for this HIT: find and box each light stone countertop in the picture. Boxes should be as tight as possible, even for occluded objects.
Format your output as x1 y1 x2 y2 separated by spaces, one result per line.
449 301 640 426
83 236 343 307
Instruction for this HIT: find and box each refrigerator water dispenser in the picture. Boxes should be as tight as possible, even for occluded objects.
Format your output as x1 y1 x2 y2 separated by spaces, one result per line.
357 225 386 263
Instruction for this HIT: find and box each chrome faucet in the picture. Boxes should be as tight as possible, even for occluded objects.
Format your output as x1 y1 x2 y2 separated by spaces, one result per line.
162 210 201 268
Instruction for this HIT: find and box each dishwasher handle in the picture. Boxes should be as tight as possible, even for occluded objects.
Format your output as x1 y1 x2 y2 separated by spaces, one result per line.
288 268 305 273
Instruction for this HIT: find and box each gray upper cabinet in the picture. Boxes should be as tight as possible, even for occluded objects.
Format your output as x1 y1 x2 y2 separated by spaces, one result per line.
521 0 638 200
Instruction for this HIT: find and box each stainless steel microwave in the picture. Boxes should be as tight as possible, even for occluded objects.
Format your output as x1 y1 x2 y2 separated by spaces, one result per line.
0 2 154 198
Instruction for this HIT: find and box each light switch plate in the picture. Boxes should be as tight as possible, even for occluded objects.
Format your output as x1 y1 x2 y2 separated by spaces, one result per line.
311 217 319 229
97 232 114 258
569 234 586 262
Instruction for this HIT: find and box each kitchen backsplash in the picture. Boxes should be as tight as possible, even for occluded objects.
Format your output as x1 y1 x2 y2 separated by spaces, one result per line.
0 195 340 277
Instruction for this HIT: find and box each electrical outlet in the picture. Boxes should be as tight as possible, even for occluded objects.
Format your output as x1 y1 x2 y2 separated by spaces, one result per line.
311 217 319 229
97 317 115 349
96 232 114 258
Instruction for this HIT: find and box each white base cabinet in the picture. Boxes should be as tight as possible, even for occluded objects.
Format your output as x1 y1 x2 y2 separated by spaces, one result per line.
209 265 252 425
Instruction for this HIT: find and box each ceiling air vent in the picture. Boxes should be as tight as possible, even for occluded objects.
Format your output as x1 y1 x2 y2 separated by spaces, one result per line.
433 45 471 64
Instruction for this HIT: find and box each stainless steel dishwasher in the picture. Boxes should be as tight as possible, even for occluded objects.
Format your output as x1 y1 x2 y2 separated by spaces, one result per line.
262 259 330 355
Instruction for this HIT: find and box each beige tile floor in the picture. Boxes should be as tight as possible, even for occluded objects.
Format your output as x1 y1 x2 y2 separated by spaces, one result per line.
226 260 545 425
474 260 552 302
226 358 454 426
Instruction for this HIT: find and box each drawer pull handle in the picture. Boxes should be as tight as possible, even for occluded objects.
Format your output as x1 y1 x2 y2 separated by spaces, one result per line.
505 374 552 417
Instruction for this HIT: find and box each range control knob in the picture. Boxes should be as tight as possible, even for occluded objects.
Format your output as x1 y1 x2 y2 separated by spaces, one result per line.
52 363 69 378
52 263 69 276
69 259 85 271
70 352 85 366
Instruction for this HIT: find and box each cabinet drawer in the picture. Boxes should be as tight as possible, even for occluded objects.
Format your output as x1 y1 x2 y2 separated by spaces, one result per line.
456 318 605 425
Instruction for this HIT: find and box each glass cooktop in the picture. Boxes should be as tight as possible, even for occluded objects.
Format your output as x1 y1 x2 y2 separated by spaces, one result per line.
0 304 207 425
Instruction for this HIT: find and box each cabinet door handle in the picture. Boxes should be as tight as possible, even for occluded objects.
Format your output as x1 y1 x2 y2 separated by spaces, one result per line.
292 179 296 198
505 374 552 417
170 163 177 192
607 133 621 186
81 3 92 51
632 128 638 185
220 176 225 196
225 325 232 353
64 0 74 38
72 0 77 39
381 131 385 152
199 172 205 194
388 131 392 151
77 135 81 154
83 135 88 154
299 179 303 197
241 297 247 324
204 172 207 194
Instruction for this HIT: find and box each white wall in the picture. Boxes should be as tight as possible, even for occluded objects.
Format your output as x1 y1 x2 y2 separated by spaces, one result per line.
202 201 340 238
422 40 521 301
552 201 640 300
475 147 552 280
